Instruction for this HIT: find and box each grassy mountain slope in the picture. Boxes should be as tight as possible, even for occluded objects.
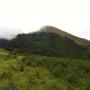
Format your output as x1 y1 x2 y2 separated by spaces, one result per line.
40 26 90 47
6 26 90 59
0 49 90 90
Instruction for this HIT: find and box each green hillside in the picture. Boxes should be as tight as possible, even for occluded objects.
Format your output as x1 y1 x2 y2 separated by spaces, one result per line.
40 26 90 46
6 32 87 59
0 26 90 59
0 49 90 90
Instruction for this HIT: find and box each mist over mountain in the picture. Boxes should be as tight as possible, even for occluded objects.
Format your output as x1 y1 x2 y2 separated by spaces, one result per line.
0 27 22 39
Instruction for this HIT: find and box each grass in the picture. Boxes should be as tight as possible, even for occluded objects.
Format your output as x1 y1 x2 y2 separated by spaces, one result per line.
0 49 90 90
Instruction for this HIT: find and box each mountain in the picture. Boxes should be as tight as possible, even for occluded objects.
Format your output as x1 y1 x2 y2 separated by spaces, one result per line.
40 26 90 47
5 26 90 59
0 26 90 89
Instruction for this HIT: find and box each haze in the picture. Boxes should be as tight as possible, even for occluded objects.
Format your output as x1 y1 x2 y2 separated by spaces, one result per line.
0 0 90 40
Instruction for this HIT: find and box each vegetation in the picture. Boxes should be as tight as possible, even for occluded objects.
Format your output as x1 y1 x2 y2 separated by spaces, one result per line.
0 26 90 90
0 26 90 59
40 26 90 46
6 32 88 59
0 49 90 90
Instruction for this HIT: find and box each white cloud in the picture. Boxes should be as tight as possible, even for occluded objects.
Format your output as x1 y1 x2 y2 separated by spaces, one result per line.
0 0 90 40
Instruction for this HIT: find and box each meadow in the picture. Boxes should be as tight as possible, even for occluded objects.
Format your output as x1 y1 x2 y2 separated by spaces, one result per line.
0 49 90 90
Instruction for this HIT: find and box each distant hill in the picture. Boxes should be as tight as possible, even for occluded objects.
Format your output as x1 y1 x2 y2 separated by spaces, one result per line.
4 26 89 59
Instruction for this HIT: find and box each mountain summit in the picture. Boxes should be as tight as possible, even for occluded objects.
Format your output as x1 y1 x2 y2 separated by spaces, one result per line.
40 25 90 47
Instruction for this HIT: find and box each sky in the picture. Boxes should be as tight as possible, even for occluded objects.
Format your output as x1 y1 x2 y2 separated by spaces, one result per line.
0 0 90 40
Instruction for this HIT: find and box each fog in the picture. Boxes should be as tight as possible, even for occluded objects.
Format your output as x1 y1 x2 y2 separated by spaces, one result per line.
0 0 90 40
0 26 22 39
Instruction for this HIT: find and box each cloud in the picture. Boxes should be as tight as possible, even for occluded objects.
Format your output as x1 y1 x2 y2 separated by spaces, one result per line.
0 26 22 39
0 0 90 40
